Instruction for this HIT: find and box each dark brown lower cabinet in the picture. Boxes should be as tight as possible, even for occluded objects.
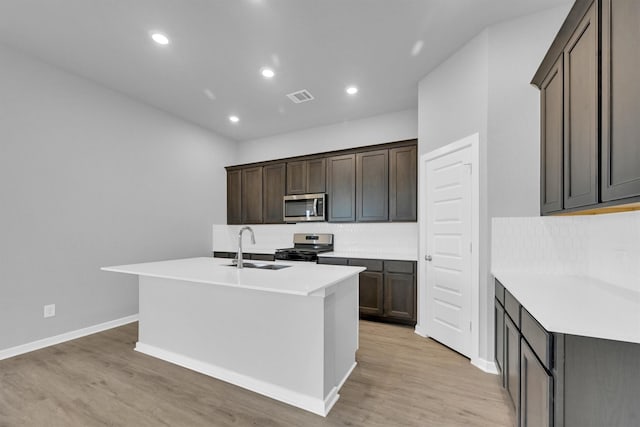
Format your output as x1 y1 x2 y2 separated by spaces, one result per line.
495 300 505 380
520 339 553 427
318 256 416 326
504 314 520 411
384 273 415 321
496 278 640 427
358 271 384 316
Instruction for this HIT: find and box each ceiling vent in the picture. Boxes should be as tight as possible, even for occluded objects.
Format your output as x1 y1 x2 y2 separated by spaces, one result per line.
286 89 314 104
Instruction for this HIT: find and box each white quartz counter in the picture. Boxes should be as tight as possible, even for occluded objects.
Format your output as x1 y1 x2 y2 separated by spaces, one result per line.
318 251 418 261
493 271 640 344
102 257 364 296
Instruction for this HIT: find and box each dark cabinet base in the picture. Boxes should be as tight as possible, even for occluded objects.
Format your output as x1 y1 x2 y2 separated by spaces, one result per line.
556 334 640 427
359 313 415 327
496 278 640 427
318 256 416 326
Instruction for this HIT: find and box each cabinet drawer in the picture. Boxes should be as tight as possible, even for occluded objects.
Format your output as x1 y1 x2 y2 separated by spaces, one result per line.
504 289 521 327
249 253 275 261
213 251 236 259
495 279 505 306
348 258 383 272
317 257 349 266
521 308 553 371
384 260 415 274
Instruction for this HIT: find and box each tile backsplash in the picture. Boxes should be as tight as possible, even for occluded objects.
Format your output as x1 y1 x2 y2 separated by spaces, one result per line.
212 222 418 258
492 211 640 291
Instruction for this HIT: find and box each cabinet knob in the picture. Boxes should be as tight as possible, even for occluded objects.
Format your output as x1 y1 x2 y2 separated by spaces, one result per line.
425 255 433 262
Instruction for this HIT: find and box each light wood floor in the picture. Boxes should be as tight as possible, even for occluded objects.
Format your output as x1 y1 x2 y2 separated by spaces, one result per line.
0 321 514 426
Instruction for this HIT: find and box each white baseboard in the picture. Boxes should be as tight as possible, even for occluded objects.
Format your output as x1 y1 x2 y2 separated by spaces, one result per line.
322 361 358 415
136 342 352 417
414 324 429 338
413 326 498 375
0 314 139 361
471 357 499 375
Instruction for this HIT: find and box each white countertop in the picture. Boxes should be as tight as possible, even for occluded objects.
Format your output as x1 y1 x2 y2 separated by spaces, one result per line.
493 271 640 344
318 251 418 261
103 257 364 297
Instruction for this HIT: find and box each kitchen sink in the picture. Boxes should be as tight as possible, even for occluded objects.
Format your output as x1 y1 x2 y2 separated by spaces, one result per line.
225 262 291 270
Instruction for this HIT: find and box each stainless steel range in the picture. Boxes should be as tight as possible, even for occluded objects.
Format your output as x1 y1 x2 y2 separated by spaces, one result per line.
275 233 334 262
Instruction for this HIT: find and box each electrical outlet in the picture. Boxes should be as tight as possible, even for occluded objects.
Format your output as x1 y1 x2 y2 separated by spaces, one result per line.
43 304 56 318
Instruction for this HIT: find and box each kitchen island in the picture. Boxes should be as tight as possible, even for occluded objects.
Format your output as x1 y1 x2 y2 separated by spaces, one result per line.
102 257 364 416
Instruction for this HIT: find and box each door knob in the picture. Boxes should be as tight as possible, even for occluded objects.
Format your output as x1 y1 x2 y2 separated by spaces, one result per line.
425 255 433 262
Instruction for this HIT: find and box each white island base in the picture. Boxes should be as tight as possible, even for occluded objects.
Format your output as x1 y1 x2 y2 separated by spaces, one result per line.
103 258 362 416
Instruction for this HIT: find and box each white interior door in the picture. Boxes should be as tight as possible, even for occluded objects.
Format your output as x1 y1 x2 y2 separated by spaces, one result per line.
424 145 472 357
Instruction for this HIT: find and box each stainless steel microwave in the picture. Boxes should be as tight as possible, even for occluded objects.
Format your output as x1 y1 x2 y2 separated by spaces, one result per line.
283 193 326 222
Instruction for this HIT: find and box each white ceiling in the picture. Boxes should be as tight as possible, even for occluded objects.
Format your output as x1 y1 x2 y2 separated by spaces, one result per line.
0 0 569 142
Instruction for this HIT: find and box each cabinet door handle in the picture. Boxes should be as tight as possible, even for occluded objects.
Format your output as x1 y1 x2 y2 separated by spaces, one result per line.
425 255 433 262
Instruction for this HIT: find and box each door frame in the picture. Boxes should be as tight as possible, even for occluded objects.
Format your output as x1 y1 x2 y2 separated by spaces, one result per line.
415 133 480 366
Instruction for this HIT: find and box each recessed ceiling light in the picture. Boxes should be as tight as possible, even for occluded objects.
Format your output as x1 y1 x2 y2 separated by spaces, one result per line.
229 115 240 123
346 86 359 95
151 33 169 45
261 67 275 78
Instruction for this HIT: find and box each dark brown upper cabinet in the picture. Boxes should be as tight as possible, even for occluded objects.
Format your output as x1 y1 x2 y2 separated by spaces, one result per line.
306 158 327 194
327 154 356 222
225 139 417 224
286 160 306 195
241 166 263 224
540 58 564 214
563 3 598 210
601 0 640 202
286 158 326 195
533 0 640 214
389 145 417 221
356 150 389 222
263 163 286 224
227 169 242 225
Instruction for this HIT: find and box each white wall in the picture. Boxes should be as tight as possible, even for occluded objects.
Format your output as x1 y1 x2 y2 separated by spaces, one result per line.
418 33 489 157
235 109 417 164
0 44 236 352
417 4 571 365
487 5 571 218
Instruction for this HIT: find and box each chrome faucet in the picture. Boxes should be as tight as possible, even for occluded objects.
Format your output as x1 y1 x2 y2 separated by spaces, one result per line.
236 226 256 269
